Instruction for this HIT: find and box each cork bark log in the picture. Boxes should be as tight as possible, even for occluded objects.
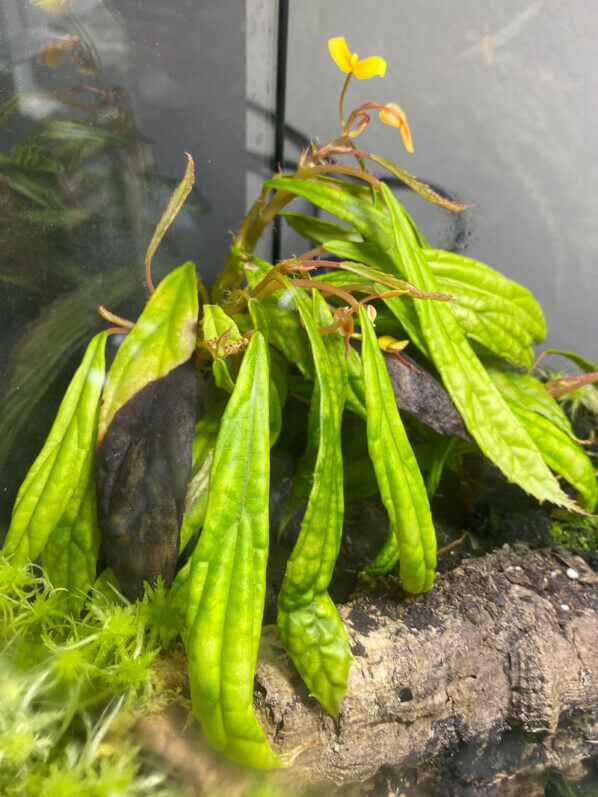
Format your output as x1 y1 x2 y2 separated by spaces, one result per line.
137 546 598 795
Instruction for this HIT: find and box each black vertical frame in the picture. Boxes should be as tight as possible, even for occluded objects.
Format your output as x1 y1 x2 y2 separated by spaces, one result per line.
272 0 289 264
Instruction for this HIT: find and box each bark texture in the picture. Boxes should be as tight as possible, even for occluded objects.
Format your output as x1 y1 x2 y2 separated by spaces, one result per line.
139 546 598 795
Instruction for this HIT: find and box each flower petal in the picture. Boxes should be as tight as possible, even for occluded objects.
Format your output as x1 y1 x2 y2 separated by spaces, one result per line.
353 56 387 79
380 102 414 152
328 37 353 73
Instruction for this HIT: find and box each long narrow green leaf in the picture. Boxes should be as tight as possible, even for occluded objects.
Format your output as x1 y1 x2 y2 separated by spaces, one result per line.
380 182 577 511
277 282 352 716
360 532 400 580
505 399 597 512
281 211 362 244
485 360 575 439
185 332 278 769
265 177 392 252
318 240 431 355
3 333 106 573
279 291 347 530
98 262 198 441
359 306 437 592
542 349 598 373
179 402 226 553
323 239 540 365
144 153 195 284
248 299 289 447
370 154 471 212
180 449 214 553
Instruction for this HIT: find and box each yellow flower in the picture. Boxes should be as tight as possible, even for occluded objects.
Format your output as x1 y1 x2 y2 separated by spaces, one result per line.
379 102 414 153
328 37 386 79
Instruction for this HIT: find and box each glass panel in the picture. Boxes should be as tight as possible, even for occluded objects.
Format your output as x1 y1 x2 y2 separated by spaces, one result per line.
0 0 245 528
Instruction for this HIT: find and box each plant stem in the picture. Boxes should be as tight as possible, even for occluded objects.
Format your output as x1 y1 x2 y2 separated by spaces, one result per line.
339 73 352 129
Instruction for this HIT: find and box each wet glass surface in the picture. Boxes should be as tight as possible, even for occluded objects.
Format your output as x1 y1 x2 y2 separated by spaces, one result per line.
0 0 245 528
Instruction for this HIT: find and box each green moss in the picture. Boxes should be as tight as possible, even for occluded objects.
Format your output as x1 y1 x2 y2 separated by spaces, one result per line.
551 510 598 557
0 555 184 796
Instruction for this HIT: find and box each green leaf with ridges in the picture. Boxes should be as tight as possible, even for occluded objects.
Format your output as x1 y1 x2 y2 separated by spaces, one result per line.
380 182 577 511
3 333 106 573
261 298 315 380
41 476 100 597
425 249 546 344
98 262 198 442
185 332 278 769
180 449 214 552
319 240 431 356
279 291 347 531
249 298 289 447
277 282 353 716
265 177 392 252
505 399 597 512
323 239 540 365
485 360 576 439
359 306 436 592
179 403 225 554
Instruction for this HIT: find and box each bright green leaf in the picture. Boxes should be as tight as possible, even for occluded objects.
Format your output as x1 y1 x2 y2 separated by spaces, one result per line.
359 305 437 592
185 332 278 769
380 182 577 511
485 360 575 439
277 282 353 716
4 333 107 577
505 399 597 512
98 262 198 442
202 304 245 359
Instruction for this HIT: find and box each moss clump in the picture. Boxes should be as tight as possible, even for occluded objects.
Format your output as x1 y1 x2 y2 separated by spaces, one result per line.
0 555 186 796
551 509 598 565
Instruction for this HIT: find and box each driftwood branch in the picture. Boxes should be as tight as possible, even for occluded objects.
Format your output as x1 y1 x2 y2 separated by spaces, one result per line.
137 546 598 795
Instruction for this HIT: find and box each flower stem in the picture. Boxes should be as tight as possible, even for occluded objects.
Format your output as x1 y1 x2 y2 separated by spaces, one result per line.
339 73 352 129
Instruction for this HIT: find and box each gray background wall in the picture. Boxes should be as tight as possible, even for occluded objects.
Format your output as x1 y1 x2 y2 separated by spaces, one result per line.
278 0 597 360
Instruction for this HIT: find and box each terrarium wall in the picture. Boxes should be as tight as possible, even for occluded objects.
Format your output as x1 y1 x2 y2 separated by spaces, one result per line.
276 0 598 360
0 0 246 531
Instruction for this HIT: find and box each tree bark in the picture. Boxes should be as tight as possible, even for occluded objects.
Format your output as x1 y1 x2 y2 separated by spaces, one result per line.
137 546 598 795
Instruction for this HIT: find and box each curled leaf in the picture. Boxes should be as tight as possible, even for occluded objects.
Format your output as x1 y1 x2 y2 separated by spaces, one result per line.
144 153 195 292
